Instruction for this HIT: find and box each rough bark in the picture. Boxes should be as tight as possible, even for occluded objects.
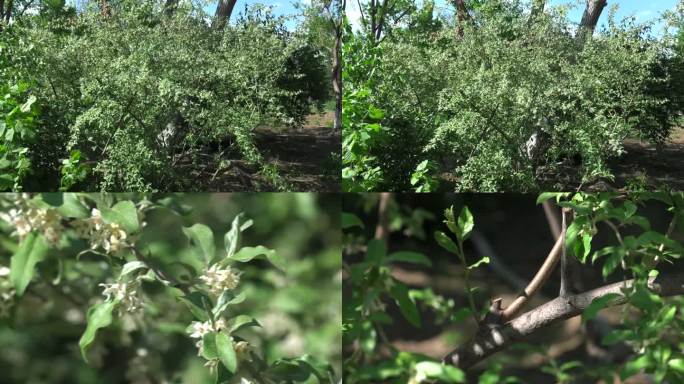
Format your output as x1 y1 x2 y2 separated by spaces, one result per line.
454 0 470 38
214 0 237 30
332 26 343 130
3 0 13 23
164 0 179 16
577 0 607 41
444 272 684 370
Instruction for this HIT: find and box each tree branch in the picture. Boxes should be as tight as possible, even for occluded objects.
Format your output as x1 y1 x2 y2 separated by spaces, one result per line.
500 235 563 322
559 207 573 297
374 192 391 242
444 272 684 370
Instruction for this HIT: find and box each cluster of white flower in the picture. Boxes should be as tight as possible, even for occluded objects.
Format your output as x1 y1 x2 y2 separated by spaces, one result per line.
0 266 15 318
187 318 252 368
0 195 64 246
199 264 240 296
188 318 227 356
99 281 143 312
74 209 129 253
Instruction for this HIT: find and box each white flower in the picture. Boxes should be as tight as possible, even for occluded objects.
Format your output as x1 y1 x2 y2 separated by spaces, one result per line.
99 281 142 312
0 202 64 246
199 264 240 295
0 265 15 318
76 208 130 254
240 378 254 384
234 341 252 361
188 319 227 356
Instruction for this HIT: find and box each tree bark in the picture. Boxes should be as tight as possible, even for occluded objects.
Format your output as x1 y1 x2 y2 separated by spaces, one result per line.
454 0 470 38
577 0 607 41
214 0 237 30
332 25 343 130
4 0 13 23
164 0 179 16
443 272 684 370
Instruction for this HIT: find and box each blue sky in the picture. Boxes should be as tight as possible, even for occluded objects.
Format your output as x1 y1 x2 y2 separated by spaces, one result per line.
205 0 308 28
346 0 680 33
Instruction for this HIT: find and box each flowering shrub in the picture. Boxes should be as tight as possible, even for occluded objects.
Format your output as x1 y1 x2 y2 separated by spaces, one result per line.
1 1 330 191
0 193 340 383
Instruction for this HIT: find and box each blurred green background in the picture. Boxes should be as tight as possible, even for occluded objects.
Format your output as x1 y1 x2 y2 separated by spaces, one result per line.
0 193 341 383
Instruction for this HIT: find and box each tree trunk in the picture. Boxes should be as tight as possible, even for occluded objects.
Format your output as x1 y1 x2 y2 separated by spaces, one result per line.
0 0 6 26
214 0 237 30
164 0 179 16
577 0 607 41
99 0 111 18
3 0 13 23
332 26 342 131
454 0 470 38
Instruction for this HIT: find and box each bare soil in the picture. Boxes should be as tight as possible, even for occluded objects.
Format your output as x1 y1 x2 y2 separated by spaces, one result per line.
608 128 684 190
184 112 340 192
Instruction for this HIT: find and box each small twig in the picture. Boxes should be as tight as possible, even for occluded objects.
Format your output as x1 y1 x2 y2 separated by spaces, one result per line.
559 207 573 298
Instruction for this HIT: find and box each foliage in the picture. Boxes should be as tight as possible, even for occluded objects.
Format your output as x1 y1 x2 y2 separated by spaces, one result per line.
342 1 683 191
343 192 684 382
0 78 39 191
0 193 341 383
0 0 330 191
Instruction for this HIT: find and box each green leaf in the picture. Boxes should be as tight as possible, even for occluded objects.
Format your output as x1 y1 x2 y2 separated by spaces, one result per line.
434 231 459 254
387 251 432 267
601 249 624 278
451 308 472 324
224 214 245 258
389 282 420 327
583 293 621 323
20 95 36 113
215 332 237 373
120 261 147 277
469 256 489 270
182 224 216 264
366 239 387 265
100 200 139 233
202 332 218 360
415 361 465 383
228 315 261 333
231 245 283 270
10 233 49 296
668 358 684 373
342 213 364 229
536 193 567 205
457 206 474 241
57 194 89 218
79 300 117 363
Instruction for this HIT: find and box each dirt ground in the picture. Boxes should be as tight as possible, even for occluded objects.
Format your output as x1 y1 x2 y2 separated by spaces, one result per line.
255 111 340 192
183 112 340 192
608 128 684 190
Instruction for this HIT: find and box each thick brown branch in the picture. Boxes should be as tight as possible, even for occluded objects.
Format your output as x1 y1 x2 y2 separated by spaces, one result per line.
444 272 684 370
